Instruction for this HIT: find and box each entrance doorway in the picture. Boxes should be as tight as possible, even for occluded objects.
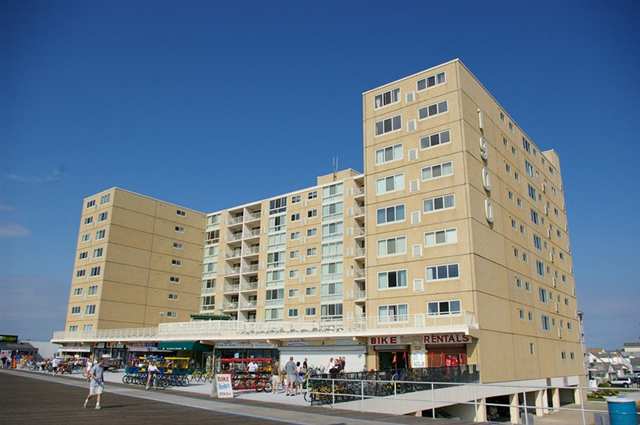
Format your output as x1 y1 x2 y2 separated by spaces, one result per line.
377 349 409 370
426 345 467 367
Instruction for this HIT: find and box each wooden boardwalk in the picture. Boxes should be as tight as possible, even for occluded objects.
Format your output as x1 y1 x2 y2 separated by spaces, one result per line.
0 370 480 425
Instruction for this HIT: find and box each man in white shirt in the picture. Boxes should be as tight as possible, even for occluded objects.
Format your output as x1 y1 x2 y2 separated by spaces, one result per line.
247 360 258 373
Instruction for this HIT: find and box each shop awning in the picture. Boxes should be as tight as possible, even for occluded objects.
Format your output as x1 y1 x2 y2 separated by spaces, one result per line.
158 341 209 351
58 346 91 353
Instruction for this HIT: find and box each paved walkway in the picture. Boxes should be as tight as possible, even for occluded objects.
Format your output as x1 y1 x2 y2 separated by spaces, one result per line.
0 370 480 425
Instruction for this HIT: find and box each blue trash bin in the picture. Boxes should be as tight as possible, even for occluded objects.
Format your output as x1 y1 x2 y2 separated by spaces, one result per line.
607 397 637 425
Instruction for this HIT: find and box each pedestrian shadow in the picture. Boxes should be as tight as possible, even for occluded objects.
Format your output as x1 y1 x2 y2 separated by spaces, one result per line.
99 404 128 409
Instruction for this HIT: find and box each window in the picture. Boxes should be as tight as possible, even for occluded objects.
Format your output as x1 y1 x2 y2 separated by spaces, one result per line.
525 160 535 177
97 212 108 222
528 184 537 201
81 233 90 242
288 288 299 298
375 115 402 136
518 308 525 320
289 269 299 279
321 241 343 259
420 129 451 149
322 201 343 219
175 225 185 233
539 287 548 303
170 276 182 284
320 303 343 319
377 270 407 289
168 293 179 300
100 194 110 204
378 304 408 322
421 161 453 181
530 209 539 225
84 216 93 225
427 300 461 316
417 72 446 90
305 307 316 316
426 264 459 281
89 266 101 277
536 260 545 277
529 343 535 355
307 209 317 218
374 88 400 109
306 247 317 256
71 306 81 315
290 213 300 222
78 251 88 260
85 304 96 315
95 229 106 240
418 101 448 120
205 230 220 243
83 324 93 332
375 174 405 195
424 228 457 247
377 236 407 257
267 251 285 269
305 287 316 296
288 308 299 317
173 242 183 250
290 231 301 240
72 287 83 296
375 144 403 165
269 196 287 214
541 315 551 331
165 311 177 318
307 228 317 237
570 352 575 360
289 250 299 259
93 248 103 258
76 269 86 278
522 137 531 153
291 194 301 204
306 266 316 276
308 191 317 200
533 235 542 251
376 204 405 225
207 215 220 225
68 325 78 332
322 222 343 238
423 194 455 213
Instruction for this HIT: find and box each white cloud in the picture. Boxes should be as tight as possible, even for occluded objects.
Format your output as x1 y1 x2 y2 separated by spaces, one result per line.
4 166 64 184
0 223 30 237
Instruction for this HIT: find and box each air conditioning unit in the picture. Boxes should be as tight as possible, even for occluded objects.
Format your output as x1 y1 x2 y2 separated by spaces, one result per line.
484 199 494 223
479 137 489 161
482 167 492 191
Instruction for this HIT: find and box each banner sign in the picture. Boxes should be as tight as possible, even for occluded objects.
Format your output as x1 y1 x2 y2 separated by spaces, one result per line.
215 374 234 398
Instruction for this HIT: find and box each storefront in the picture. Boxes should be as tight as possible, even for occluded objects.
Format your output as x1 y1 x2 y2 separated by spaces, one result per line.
279 338 365 372
93 342 127 363
367 333 473 371
58 345 92 358
213 341 278 372
157 341 212 369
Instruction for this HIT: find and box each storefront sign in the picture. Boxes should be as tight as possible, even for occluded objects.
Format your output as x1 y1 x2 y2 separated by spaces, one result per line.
215 374 234 398
0 335 18 343
369 336 399 345
423 334 471 345
411 350 426 368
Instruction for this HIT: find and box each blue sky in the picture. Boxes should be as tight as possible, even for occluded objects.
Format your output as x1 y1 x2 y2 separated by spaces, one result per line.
1 0 638 348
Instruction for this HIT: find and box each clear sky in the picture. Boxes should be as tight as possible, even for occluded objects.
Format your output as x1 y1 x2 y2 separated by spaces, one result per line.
1 0 638 348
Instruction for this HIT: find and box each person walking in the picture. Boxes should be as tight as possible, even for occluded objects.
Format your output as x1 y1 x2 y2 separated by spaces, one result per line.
284 356 297 396
84 357 105 410
270 360 280 395
146 361 159 390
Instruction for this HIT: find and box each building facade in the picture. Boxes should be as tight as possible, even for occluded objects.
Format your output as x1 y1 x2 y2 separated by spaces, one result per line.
56 59 584 390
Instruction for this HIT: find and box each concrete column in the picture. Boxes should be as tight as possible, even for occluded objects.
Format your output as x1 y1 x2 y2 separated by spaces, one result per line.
509 393 520 424
574 387 583 405
475 398 487 422
551 388 560 413
542 389 549 414
535 390 547 416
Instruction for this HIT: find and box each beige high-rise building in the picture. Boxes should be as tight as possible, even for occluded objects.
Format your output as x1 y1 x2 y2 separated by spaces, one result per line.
64 188 205 333
55 59 584 418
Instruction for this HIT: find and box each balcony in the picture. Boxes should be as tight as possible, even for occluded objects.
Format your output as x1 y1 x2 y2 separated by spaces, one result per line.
223 301 238 310
224 266 241 276
265 298 284 307
227 216 244 226
225 250 242 259
354 288 366 301
242 264 259 274
353 186 365 198
354 227 365 239
240 300 258 309
353 206 365 218
354 268 366 280
201 286 215 295
245 211 261 222
244 245 260 256
224 283 240 293
227 232 243 242
354 246 365 258
241 281 258 291
243 228 261 240
201 304 215 312
51 311 479 344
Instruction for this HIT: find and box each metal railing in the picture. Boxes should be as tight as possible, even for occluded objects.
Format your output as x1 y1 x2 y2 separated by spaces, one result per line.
244 246 260 255
354 288 366 300
225 250 242 259
227 232 243 241
223 283 240 293
353 187 365 196
227 216 243 225
224 266 241 275
52 312 477 342
240 300 258 309
222 301 239 310
243 228 261 238
354 227 365 236
353 206 365 216
242 264 259 273
305 376 640 425
241 281 258 291
245 212 261 221
354 269 365 278
354 246 365 257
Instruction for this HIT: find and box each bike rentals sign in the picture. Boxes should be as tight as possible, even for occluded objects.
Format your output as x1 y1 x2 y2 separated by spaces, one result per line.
215 374 234 399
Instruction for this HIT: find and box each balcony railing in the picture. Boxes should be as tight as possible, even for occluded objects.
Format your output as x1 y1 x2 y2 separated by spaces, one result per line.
223 301 239 310
240 300 257 309
244 246 260 255
51 312 478 343
353 206 365 217
354 246 365 257
224 283 240 293
245 212 261 221
244 228 261 239
354 269 365 278
265 298 284 306
242 264 259 274
354 288 366 300
353 187 365 197
224 266 241 275
226 250 242 259
201 286 215 294
354 227 365 237
228 216 243 225
241 281 258 291
228 233 243 242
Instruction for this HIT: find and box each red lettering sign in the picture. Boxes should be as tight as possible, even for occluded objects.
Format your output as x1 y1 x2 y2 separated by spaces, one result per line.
369 336 398 345
423 333 471 345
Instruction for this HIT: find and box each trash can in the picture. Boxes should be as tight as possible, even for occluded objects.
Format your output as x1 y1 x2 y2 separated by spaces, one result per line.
607 397 637 425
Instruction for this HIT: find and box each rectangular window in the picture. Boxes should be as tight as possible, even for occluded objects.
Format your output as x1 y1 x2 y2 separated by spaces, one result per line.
307 209 317 218
100 194 110 204
168 293 178 300
417 72 446 91
171 259 182 266
288 308 299 317
308 191 317 200
320 303 343 319
97 212 108 222
176 209 186 217
290 231 301 240
86 200 96 208
525 160 534 177
71 306 81 315
322 222 343 239
427 300 461 316
418 101 448 120
72 287 83 296
93 248 103 258
375 115 402 136
81 233 90 242
305 266 316 276
374 88 400 109
173 242 183 250
95 229 105 239
539 287 548 303
377 236 407 257
421 161 453 181
85 304 96 315
536 260 545 277
375 144 403 165
306 247 317 256
269 196 287 214
305 307 316 316
84 216 93 225
322 201 343 219
426 264 459 281
523 137 531 153
423 194 455 213
375 174 405 195
305 287 316 296
530 209 539 225
378 304 408 322
533 235 542 251
376 204 405 225
420 129 450 149
528 184 537 201
78 251 88 260
541 315 551 331
291 194 301 204
290 213 300 222
83 324 93 332
377 270 408 289
424 228 457 247
307 228 317 237
76 269 86 278
89 266 101 277
87 285 97 295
